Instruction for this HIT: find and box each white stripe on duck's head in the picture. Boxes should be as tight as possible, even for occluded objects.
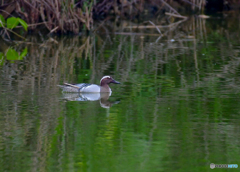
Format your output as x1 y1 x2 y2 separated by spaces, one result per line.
100 76 120 86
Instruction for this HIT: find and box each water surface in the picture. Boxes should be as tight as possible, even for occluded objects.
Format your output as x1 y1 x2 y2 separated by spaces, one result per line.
0 15 240 172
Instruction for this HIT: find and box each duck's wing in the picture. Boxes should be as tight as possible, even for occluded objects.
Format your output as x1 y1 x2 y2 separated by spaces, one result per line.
75 83 92 90
58 83 93 92
57 85 79 92
57 83 81 92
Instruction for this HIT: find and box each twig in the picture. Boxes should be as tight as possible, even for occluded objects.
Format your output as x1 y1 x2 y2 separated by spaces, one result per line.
3 29 11 40
165 12 187 19
124 25 169 29
160 0 180 15
64 83 80 89
9 40 42 45
92 16 111 33
155 36 162 43
181 0 200 8
49 26 59 33
5 27 26 40
149 21 162 35
14 22 51 29
0 9 14 18
114 32 161 36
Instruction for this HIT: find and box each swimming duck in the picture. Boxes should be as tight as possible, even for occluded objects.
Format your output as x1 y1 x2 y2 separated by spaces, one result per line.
58 76 120 92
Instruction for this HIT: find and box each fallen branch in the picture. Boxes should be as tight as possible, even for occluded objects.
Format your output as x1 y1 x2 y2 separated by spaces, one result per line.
165 12 188 19
114 32 160 36
124 18 188 29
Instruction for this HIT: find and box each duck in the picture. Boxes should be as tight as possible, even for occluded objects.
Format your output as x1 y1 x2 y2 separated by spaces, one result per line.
58 76 120 93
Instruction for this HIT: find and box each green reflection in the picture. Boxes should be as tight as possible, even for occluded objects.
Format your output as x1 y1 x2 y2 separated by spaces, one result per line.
0 47 28 65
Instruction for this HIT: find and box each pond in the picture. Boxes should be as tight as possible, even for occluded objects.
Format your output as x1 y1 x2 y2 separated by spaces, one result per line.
0 15 240 172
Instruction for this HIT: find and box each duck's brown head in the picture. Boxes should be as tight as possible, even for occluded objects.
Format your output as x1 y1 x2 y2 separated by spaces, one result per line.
100 76 120 86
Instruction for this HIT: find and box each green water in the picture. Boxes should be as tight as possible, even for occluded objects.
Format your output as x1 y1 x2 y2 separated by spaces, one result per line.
0 16 240 172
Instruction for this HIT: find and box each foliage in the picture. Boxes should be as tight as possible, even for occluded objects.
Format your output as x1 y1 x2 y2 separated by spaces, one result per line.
0 14 28 39
7 17 28 31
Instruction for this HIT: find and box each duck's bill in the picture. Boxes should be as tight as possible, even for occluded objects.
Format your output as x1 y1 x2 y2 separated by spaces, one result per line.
111 80 120 84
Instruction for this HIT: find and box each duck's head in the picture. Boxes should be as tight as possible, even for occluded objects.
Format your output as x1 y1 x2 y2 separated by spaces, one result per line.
100 76 120 86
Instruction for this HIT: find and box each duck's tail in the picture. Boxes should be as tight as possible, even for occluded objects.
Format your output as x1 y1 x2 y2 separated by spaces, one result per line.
57 84 80 92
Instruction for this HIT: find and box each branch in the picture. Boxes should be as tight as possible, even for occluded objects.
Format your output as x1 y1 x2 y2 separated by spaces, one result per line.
165 12 187 19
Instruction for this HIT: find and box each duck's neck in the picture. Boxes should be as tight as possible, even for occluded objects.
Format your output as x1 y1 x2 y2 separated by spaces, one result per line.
100 84 111 92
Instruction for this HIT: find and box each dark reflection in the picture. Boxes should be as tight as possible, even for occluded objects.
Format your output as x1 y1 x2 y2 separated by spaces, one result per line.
61 92 120 108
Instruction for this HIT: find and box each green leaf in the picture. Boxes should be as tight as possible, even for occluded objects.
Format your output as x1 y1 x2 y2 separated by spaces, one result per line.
7 17 19 29
0 14 5 27
6 48 19 60
18 18 28 31
19 48 28 60
0 52 5 65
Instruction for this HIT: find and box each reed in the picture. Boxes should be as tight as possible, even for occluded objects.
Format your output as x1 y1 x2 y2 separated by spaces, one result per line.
0 0 226 34
12 0 93 34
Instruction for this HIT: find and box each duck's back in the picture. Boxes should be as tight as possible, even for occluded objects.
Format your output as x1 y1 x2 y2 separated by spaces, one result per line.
58 83 101 92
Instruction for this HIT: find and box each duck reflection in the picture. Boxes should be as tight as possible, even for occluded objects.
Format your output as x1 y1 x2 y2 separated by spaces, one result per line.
61 92 120 108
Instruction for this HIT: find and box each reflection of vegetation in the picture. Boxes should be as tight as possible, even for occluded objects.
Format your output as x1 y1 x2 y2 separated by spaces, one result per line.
1 16 240 171
6 47 27 61
0 47 27 66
